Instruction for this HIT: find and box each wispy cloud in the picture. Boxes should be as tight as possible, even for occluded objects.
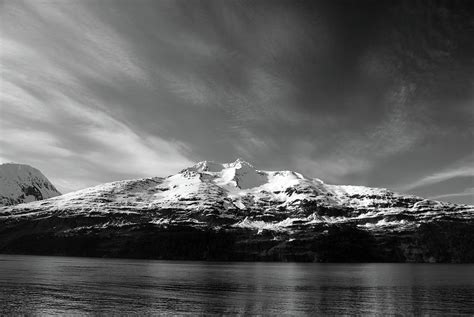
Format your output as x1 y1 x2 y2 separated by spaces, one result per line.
293 83 425 185
368 83 422 156
429 187 474 202
0 0 193 192
401 156 474 191
295 156 371 184
1 0 472 205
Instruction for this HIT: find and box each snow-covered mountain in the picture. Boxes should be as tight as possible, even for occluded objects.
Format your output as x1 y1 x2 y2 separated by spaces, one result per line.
0 159 472 262
0 163 61 206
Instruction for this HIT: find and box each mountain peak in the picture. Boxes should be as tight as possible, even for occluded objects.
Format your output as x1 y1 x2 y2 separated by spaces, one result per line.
1 162 37 170
223 158 254 169
184 158 255 174
185 161 224 173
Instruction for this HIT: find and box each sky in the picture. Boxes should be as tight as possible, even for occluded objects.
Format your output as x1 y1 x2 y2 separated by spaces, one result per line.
0 0 473 204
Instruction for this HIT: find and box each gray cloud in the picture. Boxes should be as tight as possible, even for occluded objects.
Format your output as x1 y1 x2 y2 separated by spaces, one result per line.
1 0 472 203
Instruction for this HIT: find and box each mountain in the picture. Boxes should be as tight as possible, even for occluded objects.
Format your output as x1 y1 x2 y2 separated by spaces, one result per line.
0 163 61 206
0 159 472 262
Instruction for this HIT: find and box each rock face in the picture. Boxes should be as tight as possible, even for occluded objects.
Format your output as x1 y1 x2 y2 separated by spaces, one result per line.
0 163 61 206
0 159 472 262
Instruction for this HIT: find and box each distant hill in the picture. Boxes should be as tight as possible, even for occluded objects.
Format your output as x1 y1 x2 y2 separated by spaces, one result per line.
0 163 61 206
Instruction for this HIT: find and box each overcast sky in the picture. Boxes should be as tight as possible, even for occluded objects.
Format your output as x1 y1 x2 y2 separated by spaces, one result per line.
1 0 473 204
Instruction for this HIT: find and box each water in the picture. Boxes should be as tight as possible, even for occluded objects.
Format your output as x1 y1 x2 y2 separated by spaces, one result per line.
0 255 473 315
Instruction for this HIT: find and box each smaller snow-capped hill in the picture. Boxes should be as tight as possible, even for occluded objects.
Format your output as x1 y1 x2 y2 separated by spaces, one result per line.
0 163 61 206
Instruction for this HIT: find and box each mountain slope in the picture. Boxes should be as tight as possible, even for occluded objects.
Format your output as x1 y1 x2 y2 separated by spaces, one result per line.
0 159 472 262
0 163 61 206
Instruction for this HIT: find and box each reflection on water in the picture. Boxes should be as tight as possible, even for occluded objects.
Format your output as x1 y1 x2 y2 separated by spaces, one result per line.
0 255 473 315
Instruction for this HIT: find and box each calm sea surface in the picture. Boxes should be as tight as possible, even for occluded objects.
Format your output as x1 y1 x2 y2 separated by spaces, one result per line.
0 255 473 315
